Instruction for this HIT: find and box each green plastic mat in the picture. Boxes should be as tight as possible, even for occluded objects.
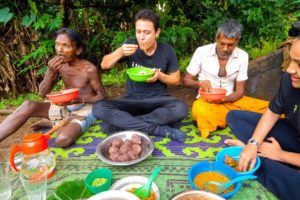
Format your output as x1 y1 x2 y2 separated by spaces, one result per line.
48 112 236 159
10 157 278 200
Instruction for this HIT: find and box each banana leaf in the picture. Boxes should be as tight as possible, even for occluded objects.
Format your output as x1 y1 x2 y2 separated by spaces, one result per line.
47 179 93 200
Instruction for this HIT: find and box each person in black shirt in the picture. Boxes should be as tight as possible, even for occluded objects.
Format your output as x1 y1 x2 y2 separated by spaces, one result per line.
92 9 188 142
224 38 300 200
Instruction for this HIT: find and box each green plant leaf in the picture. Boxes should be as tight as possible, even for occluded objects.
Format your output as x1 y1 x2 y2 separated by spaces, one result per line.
52 179 93 200
37 66 48 75
22 13 36 27
89 34 101 49
48 12 63 31
0 7 14 25
28 0 38 14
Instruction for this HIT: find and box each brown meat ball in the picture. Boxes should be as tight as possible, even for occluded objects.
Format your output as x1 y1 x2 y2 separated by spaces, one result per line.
132 144 142 155
118 154 130 162
109 152 119 161
131 134 142 145
109 146 119 154
119 144 131 154
128 150 137 160
112 138 123 147
124 139 132 146
107 135 144 162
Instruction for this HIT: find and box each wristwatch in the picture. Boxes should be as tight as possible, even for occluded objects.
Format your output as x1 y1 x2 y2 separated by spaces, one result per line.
247 138 260 147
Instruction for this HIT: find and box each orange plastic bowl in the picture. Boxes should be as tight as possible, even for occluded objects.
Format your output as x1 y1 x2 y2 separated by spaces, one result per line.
46 88 79 104
199 88 227 101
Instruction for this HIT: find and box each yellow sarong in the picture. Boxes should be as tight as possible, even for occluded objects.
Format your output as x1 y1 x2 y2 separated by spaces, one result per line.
191 96 269 138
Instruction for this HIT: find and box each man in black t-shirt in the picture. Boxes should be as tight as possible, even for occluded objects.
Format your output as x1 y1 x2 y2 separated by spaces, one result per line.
92 9 188 142
224 38 300 200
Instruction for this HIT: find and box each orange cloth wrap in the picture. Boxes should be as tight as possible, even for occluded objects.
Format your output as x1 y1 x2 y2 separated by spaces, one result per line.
192 96 269 138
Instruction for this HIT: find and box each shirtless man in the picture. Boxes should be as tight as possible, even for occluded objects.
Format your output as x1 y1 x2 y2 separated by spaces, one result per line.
0 28 106 147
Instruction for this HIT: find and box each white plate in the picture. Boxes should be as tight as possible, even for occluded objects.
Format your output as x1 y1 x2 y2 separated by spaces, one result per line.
171 190 225 200
110 176 160 200
87 190 140 200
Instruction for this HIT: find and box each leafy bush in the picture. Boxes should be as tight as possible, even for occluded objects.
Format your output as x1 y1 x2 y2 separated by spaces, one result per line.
0 94 41 109
101 67 127 86
179 56 191 73
159 26 197 58
164 0 299 59
247 39 280 59
111 31 135 50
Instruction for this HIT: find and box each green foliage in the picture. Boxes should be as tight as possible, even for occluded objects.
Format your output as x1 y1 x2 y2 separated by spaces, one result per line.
48 12 64 31
102 67 127 86
179 56 191 73
33 14 51 30
248 39 280 59
52 79 63 92
16 5 62 77
28 0 38 14
111 31 135 50
0 93 41 109
0 7 14 26
17 39 54 75
164 0 299 59
21 0 37 27
37 65 48 75
159 26 197 58
22 12 36 27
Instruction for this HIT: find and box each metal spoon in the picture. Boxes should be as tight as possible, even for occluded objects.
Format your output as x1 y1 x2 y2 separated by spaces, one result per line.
133 166 162 199
204 175 257 194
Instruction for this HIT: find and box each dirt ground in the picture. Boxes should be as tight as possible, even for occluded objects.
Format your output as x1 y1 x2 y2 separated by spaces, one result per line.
0 85 197 146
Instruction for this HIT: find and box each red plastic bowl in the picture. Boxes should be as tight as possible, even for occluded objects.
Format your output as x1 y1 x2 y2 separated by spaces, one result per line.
46 88 79 104
199 88 227 101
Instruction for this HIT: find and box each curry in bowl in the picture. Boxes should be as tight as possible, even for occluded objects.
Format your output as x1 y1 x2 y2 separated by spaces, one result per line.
194 171 234 194
188 161 241 199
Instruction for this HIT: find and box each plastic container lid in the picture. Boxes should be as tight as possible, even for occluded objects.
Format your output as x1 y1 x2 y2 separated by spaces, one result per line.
22 133 49 154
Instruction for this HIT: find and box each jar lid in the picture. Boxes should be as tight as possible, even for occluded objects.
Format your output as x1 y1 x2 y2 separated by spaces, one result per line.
22 133 48 154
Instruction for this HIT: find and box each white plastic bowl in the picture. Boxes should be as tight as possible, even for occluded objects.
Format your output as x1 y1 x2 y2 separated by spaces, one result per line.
171 190 225 200
110 176 160 200
87 190 140 200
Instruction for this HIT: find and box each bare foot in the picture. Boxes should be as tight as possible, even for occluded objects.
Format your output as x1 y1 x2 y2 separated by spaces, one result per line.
30 119 53 132
224 139 245 147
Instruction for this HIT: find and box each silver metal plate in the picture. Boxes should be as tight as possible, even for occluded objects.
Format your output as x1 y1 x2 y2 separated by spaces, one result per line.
96 131 154 166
